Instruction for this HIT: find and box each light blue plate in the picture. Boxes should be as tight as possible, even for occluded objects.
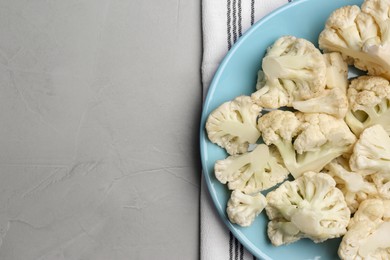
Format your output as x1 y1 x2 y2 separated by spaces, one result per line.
200 0 363 259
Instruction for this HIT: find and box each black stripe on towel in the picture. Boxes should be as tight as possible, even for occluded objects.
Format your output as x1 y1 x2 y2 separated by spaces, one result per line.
234 238 239 260
250 0 255 25
229 232 234 260
232 0 238 43
227 0 232 49
240 243 244 260
238 0 242 37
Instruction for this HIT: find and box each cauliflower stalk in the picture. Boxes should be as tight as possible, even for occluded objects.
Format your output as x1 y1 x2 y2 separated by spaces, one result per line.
251 36 327 108
345 76 390 136
319 2 390 79
206 96 261 155
214 144 288 194
226 190 267 227
292 87 348 118
339 199 390 260
266 172 350 246
323 52 349 91
257 110 357 179
324 157 377 213
350 124 390 199
292 52 349 118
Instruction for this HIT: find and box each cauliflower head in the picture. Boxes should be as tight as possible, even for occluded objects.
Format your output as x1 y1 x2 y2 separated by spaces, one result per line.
345 76 390 136
206 96 261 155
292 53 349 118
251 36 327 108
339 199 390 260
350 124 390 175
324 157 377 213
258 110 357 178
226 190 267 227
265 172 350 246
350 124 390 199
214 144 288 194
319 2 390 79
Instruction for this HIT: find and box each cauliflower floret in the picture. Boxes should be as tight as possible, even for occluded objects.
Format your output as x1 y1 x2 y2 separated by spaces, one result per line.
226 190 267 227
292 53 349 118
350 124 390 175
215 144 288 194
345 76 390 136
350 124 390 199
319 3 390 79
350 198 389 225
258 110 357 178
339 199 390 260
294 113 355 154
292 87 348 119
257 110 301 145
372 173 390 200
324 157 377 213
251 36 327 108
206 96 261 155
266 172 350 246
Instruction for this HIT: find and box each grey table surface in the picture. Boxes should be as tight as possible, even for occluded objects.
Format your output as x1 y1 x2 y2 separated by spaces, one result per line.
0 0 202 259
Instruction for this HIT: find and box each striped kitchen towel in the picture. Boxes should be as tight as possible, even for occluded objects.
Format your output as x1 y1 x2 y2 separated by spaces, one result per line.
200 0 290 259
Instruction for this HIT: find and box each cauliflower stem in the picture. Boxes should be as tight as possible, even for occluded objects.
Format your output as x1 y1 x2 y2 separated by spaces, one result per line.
272 139 350 179
292 88 348 118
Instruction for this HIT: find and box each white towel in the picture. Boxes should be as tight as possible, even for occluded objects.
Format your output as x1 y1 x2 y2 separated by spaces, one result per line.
200 1 290 259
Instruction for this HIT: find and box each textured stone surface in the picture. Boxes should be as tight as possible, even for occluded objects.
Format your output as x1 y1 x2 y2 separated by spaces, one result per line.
0 0 201 259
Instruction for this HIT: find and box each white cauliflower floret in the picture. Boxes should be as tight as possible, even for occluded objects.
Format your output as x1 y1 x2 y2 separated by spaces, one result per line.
339 199 390 260
372 173 390 200
324 157 377 213
266 172 350 246
292 86 348 119
319 2 390 79
292 53 349 118
258 110 357 179
350 124 390 175
257 110 301 146
345 76 390 136
350 124 390 199
226 190 267 227
251 36 327 108
215 144 288 194
206 96 261 155
350 198 390 225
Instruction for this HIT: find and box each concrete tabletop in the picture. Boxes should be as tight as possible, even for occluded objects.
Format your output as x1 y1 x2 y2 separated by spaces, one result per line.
0 0 201 259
